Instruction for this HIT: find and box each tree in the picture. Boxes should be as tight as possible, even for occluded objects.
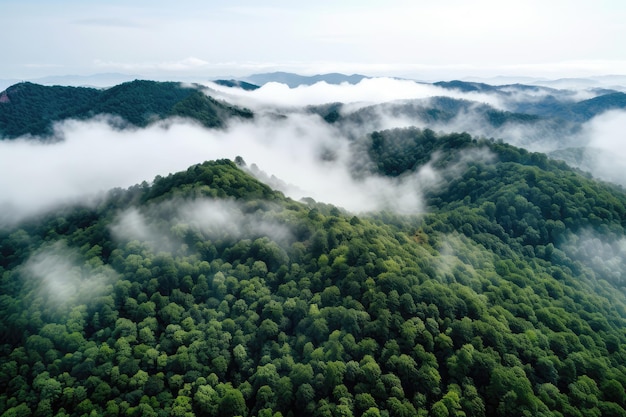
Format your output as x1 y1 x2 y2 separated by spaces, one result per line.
171 395 195 417
1 404 32 417
194 385 219 416
218 388 247 417
487 366 536 415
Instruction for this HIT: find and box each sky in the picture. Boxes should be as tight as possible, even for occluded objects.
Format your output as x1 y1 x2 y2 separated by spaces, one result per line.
2 0 626 81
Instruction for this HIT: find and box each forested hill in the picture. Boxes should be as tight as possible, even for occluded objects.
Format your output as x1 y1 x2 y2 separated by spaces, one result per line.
0 80 253 138
432 80 626 122
2 140 626 416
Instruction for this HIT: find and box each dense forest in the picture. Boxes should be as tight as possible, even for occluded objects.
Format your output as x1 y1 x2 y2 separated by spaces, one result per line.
2 127 626 416
0 81 253 138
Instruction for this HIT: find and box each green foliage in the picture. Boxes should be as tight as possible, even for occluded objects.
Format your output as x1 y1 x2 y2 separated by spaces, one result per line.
0 82 100 137
169 90 253 128
1 147 626 417
0 80 253 138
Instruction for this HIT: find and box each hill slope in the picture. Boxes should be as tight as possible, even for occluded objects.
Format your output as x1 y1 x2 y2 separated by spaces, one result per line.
1 137 626 417
0 80 253 138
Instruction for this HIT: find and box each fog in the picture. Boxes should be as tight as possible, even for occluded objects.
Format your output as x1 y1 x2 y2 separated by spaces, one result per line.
206 77 505 110
0 109 473 226
22 241 117 308
576 110 626 186
1 77 625 227
560 229 626 285
110 198 295 253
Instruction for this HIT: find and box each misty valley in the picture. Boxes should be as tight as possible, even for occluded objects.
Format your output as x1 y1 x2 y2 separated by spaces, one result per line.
1 74 626 417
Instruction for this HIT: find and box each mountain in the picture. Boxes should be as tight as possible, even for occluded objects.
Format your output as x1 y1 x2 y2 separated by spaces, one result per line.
1 128 626 416
311 96 542 129
4 76 625 144
532 75 626 91
243 71 368 87
570 92 626 120
0 80 253 138
0 82 102 138
307 95 576 152
431 80 626 121
0 74 141 93
302 80 626 155
212 79 260 91
433 80 500 93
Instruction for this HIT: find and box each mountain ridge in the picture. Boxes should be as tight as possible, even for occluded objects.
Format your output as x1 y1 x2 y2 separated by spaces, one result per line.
242 71 369 87
0 80 253 138
2 143 626 416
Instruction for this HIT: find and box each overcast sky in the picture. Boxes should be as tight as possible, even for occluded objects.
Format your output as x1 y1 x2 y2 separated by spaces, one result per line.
2 0 626 81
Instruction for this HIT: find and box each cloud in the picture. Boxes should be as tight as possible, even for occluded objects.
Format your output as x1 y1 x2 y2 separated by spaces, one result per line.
206 78 595 153
178 199 293 244
0 105 463 227
0 117 214 226
110 198 295 255
3 78 581 228
109 207 176 253
21 241 117 308
560 229 626 286
206 77 505 109
571 110 626 185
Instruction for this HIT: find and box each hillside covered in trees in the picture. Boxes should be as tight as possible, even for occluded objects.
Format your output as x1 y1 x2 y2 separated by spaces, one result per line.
0 80 253 138
2 129 626 416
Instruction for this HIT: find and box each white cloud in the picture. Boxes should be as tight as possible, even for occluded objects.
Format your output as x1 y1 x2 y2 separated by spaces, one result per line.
0 103 463 226
207 77 505 109
110 208 163 247
577 110 626 185
3 77 619 230
22 241 117 307
560 228 626 285
109 197 295 255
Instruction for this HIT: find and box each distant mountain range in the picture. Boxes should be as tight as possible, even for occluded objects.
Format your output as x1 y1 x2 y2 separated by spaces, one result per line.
461 74 626 91
0 80 252 138
212 79 260 90
4 76 626 151
432 80 626 122
240 71 368 88
3 74 626 177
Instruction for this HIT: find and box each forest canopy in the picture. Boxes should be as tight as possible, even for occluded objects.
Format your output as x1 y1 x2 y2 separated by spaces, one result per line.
1 129 626 417
0 81 253 138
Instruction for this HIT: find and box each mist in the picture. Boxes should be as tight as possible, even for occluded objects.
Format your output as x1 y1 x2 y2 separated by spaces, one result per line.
21 241 118 308
0 101 484 226
575 110 626 186
560 229 626 286
110 198 295 253
1 77 624 228
206 77 505 110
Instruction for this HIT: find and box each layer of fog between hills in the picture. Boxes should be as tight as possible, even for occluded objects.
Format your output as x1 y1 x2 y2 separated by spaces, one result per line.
1 77 625 227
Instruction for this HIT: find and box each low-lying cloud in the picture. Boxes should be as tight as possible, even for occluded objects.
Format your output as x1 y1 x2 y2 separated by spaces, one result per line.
22 241 117 308
560 229 626 286
0 105 478 226
110 198 294 253
567 110 626 185
2 77 623 228
207 77 505 110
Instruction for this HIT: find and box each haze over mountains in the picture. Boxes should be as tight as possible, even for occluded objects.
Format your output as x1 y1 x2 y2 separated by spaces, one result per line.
2 71 626 416
2 72 626 207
